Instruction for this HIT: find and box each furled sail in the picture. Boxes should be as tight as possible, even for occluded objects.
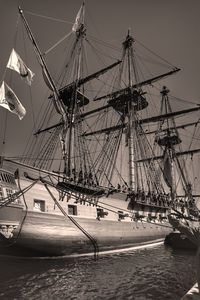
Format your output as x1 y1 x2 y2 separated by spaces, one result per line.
163 149 173 188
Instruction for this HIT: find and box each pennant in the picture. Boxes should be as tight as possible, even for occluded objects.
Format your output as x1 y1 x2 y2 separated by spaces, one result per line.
72 4 84 32
7 49 34 85
0 81 26 120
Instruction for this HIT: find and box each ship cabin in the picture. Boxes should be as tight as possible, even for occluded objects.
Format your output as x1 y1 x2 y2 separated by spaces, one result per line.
0 169 21 204
0 169 23 240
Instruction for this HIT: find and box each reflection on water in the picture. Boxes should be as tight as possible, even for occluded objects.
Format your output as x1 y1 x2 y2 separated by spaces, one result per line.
0 245 196 300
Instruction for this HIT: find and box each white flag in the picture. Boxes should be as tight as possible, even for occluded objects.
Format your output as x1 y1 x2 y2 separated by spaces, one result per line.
72 4 84 32
0 81 26 120
7 49 35 86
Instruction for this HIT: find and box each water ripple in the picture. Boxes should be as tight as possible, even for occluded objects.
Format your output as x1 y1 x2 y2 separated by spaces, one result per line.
0 245 196 300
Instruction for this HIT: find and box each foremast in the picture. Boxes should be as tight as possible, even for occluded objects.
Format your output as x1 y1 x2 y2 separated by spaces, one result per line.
18 3 88 181
66 3 86 177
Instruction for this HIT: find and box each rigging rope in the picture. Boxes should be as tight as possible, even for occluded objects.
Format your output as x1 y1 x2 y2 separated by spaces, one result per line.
134 38 177 69
5 174 30 248
52 176 172 229
25 10 74 24
0 179 38 208
42 181 99 260
0 177 30 249
44 31 72 56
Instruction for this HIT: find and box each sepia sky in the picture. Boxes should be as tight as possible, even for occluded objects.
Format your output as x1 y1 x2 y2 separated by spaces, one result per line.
0 0 200 157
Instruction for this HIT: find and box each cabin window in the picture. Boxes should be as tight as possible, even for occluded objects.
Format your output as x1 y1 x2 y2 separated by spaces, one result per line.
6 188 13 199
33 199 45 212
13 190 21 204
0 187 3 200
68 205 77 215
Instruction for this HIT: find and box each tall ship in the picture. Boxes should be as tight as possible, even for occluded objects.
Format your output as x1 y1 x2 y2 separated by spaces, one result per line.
0 3 199 257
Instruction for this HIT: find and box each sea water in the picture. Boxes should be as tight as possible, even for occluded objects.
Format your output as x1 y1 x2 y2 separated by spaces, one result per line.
0 244 196 300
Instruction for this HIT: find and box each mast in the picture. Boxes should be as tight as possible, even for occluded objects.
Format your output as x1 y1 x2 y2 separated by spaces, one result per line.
163 87 176 197
66 3 86 177
155 86 193 199
123 30 138 190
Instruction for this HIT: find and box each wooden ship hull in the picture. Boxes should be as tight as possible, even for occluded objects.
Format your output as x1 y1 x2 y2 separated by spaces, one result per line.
12 214 171 257
0 171 171 257
0 209 171 257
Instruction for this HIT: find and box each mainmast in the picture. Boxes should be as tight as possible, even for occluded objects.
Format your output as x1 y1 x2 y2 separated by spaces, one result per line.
123 30 139 190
